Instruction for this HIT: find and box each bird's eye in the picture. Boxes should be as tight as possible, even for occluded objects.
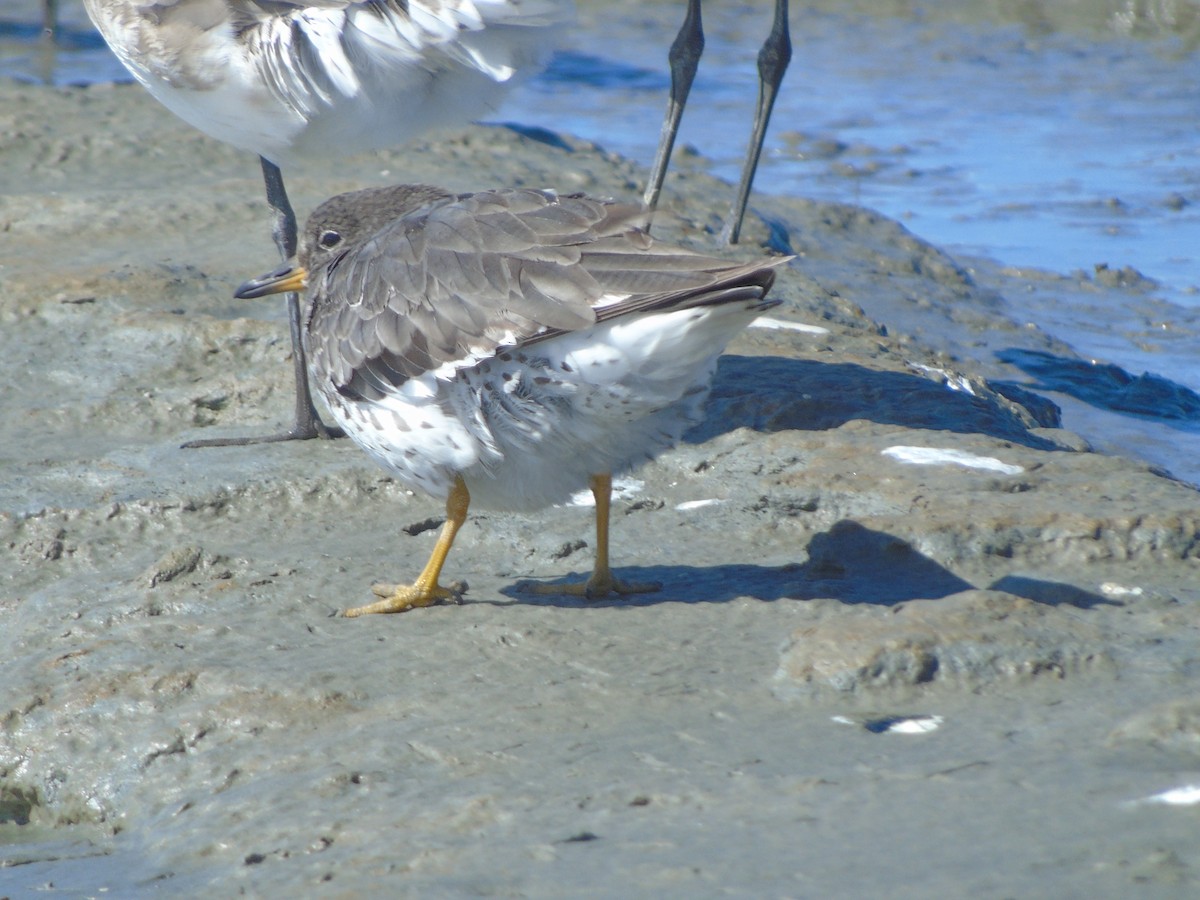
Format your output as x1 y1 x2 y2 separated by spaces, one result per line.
318 229 342 249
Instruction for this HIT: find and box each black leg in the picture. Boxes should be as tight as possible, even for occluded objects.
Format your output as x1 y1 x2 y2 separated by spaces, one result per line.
260 157 334 440
182 158 339 448
261 156 298 259
41 0 58 42
643 0 703 227
722 0 791 245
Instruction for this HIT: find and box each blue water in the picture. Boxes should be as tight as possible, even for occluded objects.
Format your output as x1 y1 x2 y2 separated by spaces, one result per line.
3 0 1199 479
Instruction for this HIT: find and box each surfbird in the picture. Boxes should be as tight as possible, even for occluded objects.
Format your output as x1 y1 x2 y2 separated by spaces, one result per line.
235 184 790 615
83 0 568 445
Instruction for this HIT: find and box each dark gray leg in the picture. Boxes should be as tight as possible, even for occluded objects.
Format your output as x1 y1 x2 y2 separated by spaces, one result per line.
261 157 333 440
41 0 58 42
722 0 791 245
643 0 703 225
182 158 338 448
261 156 298 259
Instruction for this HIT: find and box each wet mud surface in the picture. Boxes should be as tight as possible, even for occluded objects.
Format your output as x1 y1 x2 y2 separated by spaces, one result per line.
1 82 1199 896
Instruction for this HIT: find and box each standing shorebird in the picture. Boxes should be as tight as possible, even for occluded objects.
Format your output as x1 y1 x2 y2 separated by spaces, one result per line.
235 184 789 614
84 0 568 446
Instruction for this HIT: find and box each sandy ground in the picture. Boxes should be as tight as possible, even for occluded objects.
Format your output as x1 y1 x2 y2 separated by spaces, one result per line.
1 81 1199 897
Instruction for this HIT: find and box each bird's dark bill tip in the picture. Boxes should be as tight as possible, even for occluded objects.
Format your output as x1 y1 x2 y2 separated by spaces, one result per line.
235 263 307 299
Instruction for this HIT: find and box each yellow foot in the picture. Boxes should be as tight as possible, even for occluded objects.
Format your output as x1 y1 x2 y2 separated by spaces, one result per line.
343 580 466 617
527 570 661 600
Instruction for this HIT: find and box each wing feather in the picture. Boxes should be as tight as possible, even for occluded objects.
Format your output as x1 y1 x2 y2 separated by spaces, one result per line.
305 187 790 399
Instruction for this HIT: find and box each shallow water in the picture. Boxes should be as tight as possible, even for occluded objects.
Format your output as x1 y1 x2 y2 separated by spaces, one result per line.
2 0 1199 479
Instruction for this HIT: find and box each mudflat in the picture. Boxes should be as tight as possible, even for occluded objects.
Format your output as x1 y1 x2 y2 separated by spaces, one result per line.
1 81 1197 896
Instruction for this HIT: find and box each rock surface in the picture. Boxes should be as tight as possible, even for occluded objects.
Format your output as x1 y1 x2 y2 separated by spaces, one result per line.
1 81 1198 897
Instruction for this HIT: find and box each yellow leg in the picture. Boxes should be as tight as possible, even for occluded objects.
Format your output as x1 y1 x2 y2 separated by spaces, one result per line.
344 476 470 616
534 473 661 599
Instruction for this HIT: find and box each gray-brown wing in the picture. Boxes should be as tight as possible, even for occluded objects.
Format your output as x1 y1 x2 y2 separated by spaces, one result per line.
308 187 789 402
308 189 624 400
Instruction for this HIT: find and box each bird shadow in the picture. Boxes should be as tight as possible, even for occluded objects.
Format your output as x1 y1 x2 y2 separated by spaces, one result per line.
485 355 1086 610
987 574 1118 609
496 520 1112 610
689 355 1061 448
